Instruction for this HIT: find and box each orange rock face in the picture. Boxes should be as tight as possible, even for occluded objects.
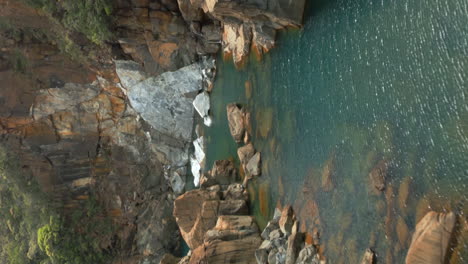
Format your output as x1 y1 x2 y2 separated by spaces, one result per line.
405 211 456 264
173 189 220 249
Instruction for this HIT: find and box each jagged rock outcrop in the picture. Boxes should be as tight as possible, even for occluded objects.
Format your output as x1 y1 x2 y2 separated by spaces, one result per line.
200 159 238 187
227 103 247 143
173 158 261 263
279 205 296 236
246 152 262 176
113 0 202 75
238 143 256 166
173 187 221 249
256 206 321 264
296 245 319 264
117 60 202 142
176 0 306 66
405 211 456 264
115 58 216 196
190 215 262 264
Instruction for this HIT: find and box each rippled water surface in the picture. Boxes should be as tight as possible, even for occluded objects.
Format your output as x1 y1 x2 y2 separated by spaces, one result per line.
203 0 468 262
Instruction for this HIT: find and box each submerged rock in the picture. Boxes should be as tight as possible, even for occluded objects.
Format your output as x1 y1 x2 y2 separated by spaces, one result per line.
245 80 253 99
227 103 246 143
398 176 412 213
256 107 274 139
405 211 456 264
396 217 410 247
321 154 335 192
369 159 389 193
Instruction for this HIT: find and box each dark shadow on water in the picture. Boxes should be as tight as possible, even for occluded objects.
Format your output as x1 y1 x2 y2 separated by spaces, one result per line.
304 0 338 20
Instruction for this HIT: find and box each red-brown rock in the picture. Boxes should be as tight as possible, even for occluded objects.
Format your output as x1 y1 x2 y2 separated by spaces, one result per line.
226 103 246 143
405 211 456 264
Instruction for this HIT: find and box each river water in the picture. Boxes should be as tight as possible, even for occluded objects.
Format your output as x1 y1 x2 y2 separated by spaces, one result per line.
202 0 468 262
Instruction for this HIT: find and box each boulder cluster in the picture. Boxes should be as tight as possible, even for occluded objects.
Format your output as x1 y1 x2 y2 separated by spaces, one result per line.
165 160 261 264
226 103 261 185
162 100 264 263
176 0 306 67
256 206 380 264
255 206 322 264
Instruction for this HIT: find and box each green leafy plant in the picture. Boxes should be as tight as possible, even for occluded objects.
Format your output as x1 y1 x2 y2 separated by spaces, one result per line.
11 49 29 74
0 145 115 264
22 0 114 45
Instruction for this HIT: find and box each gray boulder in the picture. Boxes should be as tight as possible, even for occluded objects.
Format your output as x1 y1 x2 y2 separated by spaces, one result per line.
296 245 318 264
193 91 210 122
124 62 203 142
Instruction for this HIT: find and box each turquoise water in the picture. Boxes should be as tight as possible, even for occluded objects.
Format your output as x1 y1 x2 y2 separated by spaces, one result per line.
203 0 468 262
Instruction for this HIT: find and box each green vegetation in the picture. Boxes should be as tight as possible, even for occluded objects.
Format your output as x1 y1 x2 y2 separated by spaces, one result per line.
23 0 113 44
10 49 29 74
0 146 115 264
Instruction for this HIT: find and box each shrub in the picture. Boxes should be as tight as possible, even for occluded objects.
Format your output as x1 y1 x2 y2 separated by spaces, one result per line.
0 145 114 264
22 0 114 44
11 49 29 74
61 0 113 44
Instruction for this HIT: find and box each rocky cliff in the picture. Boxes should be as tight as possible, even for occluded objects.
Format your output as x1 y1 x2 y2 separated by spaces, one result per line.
0 0 306 262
